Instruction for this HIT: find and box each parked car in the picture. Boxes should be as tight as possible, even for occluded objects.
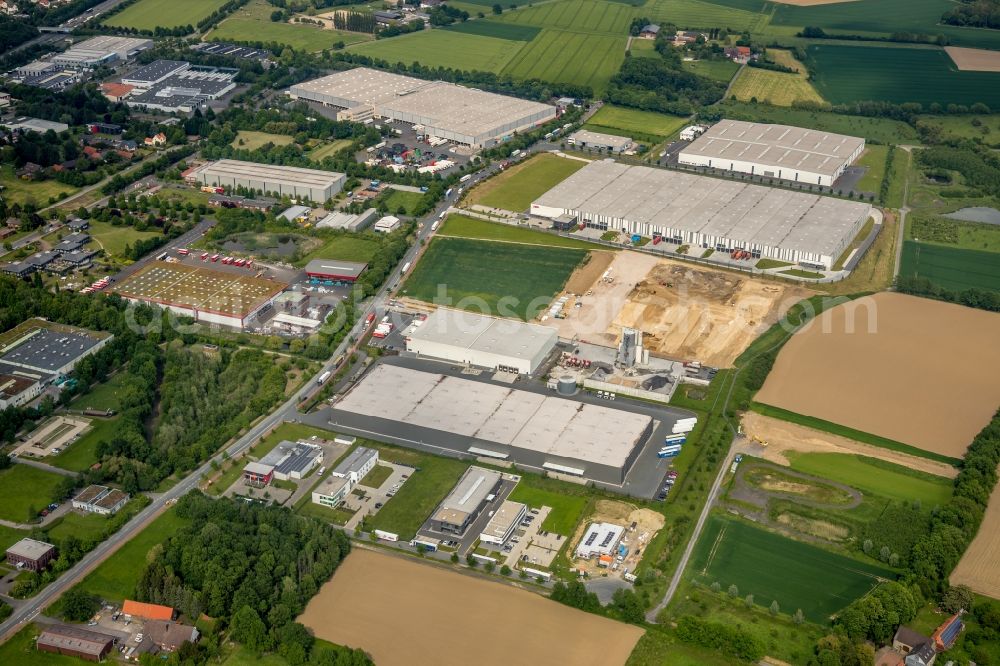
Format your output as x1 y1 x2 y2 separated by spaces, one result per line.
374 502 383 509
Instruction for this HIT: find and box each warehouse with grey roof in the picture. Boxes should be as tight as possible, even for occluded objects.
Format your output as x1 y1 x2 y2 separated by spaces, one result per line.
335 363 654 484
288 68 556 148
531 159 871 270
186 159 345 203
678 119 865 187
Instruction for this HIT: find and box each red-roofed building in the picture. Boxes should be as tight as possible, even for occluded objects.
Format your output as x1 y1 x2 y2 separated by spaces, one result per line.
100 82 135 102
122 600 174 621
932 612 964 652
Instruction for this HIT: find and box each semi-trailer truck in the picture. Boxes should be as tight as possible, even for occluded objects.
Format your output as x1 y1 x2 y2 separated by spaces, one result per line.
400 261 411 274
317 371 331 384
664 434 687 445
657 444 682 458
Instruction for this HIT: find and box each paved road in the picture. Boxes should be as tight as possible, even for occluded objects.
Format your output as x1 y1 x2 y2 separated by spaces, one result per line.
0 172 461 643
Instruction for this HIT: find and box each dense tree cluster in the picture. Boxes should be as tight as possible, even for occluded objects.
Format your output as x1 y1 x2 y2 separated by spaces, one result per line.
8 82 127 128
942 0 1000 29
675 615 765 662
550 580 601 613
896 277 1000 312
428 4 468 26
606 54 725 116
918 146 1000 198
101 145 197 194
835 581 920 644
136 492 372 664
0 17 39 53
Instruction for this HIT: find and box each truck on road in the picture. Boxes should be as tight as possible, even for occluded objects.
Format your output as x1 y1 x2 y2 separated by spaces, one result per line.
459 174 472 183
317 371 331 385
400 261 411 274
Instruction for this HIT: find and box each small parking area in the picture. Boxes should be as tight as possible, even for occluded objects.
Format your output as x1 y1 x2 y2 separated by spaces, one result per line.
367 312 417 351
341 461 415 530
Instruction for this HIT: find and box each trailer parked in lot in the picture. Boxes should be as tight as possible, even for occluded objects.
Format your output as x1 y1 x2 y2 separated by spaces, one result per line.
657 444 682 458
664 434 687 445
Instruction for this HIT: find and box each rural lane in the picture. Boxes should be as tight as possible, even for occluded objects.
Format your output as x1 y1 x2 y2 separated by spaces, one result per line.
0 173 464 643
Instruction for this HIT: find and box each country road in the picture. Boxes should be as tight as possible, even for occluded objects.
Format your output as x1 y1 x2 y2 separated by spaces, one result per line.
0 166 474 642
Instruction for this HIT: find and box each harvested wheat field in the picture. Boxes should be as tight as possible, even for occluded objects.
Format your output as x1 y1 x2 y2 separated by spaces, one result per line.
299 548 644 666
756 293 1000 457
945 46 1000 72
739 412 958 479
951 468 1000 598
614 260 812 367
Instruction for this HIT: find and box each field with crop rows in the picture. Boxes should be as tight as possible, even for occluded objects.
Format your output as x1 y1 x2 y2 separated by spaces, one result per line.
689 516 892 622
495 0 634 34
584 105 689 138
899 241 1000 292
771 0 1000 50
401 237 586 320
730 67 823 106
349 29 521 72
807 45 1000 108
104 0 227 30
443 20 541 41
646 0 770 32
501 30 626 94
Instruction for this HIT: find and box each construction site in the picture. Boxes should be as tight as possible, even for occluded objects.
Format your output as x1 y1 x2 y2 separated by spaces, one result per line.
541 251 812 367
569 500 664 578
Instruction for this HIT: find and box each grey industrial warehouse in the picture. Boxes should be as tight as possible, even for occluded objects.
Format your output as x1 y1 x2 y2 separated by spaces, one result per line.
335 363 654 484
186 160 345 203
405 308 557 375
531 159 872 270
122 60 238 113
568 129 633 154
429 466 502 535
678 119 865 187
288 68 556 148
51 36 152 69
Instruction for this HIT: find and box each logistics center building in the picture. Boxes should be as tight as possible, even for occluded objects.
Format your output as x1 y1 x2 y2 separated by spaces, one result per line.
531 159 871 270
186 159 345 203
288 68 556 148
335 363 654 484
678 119 865 187
405 308 557 375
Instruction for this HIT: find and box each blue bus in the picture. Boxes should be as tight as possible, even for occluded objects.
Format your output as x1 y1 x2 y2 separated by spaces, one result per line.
664 434 687 445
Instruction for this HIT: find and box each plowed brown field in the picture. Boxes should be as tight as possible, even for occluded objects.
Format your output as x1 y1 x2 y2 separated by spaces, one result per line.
299 548 644 666
756 293 1000 457
951 468 1000 599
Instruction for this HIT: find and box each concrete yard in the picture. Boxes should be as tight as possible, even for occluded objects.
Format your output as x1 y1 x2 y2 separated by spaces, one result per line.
13 416 91 459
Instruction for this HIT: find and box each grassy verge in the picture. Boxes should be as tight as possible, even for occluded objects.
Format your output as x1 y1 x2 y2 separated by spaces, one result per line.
755 258 792 270
785 452 953 505
359 464 392 489
464 153 587 211
0 466 68 523
49 418 117 472
508 480 589 535
439 214 605 249
751 402 961 466
832 215 875 271
779 268 824 279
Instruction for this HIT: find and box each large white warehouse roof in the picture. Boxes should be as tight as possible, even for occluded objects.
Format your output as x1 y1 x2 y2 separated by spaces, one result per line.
407 308 556 365
680 119 864 179
336 364 652 469
532 159 870 262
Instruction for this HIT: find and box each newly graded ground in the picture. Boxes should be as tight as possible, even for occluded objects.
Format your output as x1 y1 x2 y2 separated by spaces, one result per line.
0 465 66 522
730 49 824 106
465 153 587 212
103 0 227 30
401 237 586 320
299 549 644 666
756 292 1000 457
807 44 1000 107
689 515 891 622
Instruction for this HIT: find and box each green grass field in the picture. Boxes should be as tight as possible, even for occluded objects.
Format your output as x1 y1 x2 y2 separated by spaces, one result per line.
807 44 1000 108
0 165 77 209
308 139 354 162
786 453 953 507
468 153 587 211
680 58 741 83
502 30 626 95
439 214 602 249
508 484 587 535
45 510 114 544
232 131 293 150
0 524 24 553
751 402 961 465
297 234 382 266
584 105 689 139
730 63 824 107
689 515 892 622
646 0 769 32
714 101 919 144
402 237 586 320
495 0 634 34
87 219 162 258
443 19 541 41
364 445 469 541
854 145 889 194
50 417 117 473
630 38 660 59
908 213 1000 253
69 372 129 412
379 189 424 216
916 114 1000 148
75 509 190 602
349 29 521 73
209 0 371 52
771 0 1000 50
899 240 1000 293
359 464 392 489
0 466 67 523
103 0 227 30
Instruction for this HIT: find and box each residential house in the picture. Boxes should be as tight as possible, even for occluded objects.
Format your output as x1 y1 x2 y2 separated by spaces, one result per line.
144 132 167 147
17 162 43 180
639 24 659 39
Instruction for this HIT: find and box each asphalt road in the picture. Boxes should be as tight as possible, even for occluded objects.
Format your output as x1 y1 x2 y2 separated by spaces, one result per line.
0 172 461 642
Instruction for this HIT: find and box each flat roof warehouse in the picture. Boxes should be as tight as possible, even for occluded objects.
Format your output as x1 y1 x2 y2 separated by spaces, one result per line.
289 68 556 148
531 160 871 270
